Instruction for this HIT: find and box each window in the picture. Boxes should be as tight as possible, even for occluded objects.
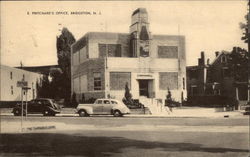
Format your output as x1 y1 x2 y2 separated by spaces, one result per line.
99 44 121 58
238 85 248 101
221 56 227 63
11 86 13 95
93 72 101 90
111 101 118 104
189 70 198 80
79 47 88 63
159 72 178 90
96 100 103 104
10 72 12 80
158 46 178 58
110 72 131 90
191 86 198 96
222 68 230 78
183 78 185 90
103 100 110 104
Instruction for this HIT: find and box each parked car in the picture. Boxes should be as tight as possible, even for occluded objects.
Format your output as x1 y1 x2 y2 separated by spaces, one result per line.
244 106 250 115
76 99 130 117
12 98 61 116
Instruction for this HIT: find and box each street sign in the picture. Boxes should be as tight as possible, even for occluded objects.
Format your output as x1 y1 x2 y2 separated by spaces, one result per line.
17 81 28 87
22 87 31 90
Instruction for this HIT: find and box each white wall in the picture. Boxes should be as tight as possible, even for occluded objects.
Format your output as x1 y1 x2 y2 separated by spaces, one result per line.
0 65 42 102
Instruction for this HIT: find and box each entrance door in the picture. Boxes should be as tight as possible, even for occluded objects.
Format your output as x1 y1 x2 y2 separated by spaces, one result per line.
139 80 149 97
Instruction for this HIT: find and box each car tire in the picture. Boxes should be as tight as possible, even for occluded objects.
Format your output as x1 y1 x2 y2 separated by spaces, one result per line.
79 110 88 117
113 110 122 117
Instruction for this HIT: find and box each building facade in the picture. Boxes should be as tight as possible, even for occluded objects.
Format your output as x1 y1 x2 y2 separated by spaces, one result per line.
71 8 186 103
0 65 43 105
186 50 249 107
186 52 207 97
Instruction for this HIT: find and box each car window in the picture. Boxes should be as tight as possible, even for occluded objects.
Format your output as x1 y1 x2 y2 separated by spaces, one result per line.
43 100 51 106
103 100 110 104
29 100 35 104
111 101 118 104
33 100 42 107
96 100 103 104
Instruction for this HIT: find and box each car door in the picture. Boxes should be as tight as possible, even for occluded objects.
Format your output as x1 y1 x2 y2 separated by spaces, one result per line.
42 100 51 112
33 100 42 113
102 100 112 114
27 100 36 113
93 100 103 114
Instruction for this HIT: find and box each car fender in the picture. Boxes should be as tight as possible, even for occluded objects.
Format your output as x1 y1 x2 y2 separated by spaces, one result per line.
112 105 130 114
44 106 61 113
77 105 93 114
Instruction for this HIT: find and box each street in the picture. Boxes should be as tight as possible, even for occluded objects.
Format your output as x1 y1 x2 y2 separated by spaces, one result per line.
0 115 249 157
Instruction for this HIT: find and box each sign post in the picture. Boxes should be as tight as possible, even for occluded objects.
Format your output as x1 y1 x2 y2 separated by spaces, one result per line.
21 88 23 130
17 81 28 132
22 87 31 120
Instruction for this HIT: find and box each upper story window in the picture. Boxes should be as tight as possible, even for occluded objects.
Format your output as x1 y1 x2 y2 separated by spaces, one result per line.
221 56 227 63
183 77 185 90
11 86 14 95
222 67 230 78
79 46 88 63
158 46 178 58
189 70 198 80
93 72 101 90
73 51 80 66
99 44 121 58
10 72 12 80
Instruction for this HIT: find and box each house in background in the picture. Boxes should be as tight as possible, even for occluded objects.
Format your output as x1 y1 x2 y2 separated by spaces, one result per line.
71 8 187 103
186 50 248 108
0 64 43 106
186 51 207 97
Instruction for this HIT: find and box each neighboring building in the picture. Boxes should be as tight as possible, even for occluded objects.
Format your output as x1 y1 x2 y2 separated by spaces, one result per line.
186 52 207 97
186 51 249 107
71 8 186 103
0 65 43 105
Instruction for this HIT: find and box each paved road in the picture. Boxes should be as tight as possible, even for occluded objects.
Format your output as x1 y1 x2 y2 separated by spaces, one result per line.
0 115 249 157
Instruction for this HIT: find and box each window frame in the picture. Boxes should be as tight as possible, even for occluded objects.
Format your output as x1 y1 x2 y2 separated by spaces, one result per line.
93 72 102 91
157 46 178 58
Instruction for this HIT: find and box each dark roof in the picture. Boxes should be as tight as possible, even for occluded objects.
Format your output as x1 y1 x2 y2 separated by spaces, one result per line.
132 8 147 16
16 65 59 75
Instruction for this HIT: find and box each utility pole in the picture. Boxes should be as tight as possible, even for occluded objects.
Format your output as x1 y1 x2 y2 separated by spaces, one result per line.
248 1 250 101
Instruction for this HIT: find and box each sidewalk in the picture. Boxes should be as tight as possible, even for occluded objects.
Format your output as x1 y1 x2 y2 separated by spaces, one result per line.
0 107 246 118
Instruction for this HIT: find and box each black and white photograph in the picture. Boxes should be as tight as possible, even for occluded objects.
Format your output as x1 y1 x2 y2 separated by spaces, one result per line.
0 1 249 156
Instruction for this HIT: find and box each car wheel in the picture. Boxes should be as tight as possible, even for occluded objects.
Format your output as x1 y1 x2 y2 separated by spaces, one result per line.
79 110 88 117
113 110 122 117
13 109 21 116
43 110 50 116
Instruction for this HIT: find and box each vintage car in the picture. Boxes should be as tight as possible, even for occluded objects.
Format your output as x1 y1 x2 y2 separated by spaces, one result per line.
12 98 61 116
76 99 130 117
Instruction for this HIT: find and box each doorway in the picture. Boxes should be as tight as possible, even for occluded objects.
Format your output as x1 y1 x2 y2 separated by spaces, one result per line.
138 79 154 98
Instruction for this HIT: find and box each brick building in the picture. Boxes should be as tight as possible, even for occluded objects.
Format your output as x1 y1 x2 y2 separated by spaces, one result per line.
71 8 186 103
187 51 248 107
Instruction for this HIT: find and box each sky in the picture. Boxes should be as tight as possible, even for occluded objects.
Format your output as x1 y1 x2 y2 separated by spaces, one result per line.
1 1 248 67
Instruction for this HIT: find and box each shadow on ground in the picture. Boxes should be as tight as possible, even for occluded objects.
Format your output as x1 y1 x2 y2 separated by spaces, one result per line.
0 133 248 156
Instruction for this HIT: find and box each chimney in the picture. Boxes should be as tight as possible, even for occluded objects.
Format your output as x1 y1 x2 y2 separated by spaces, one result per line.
198 51 205 66
215 51 219 57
